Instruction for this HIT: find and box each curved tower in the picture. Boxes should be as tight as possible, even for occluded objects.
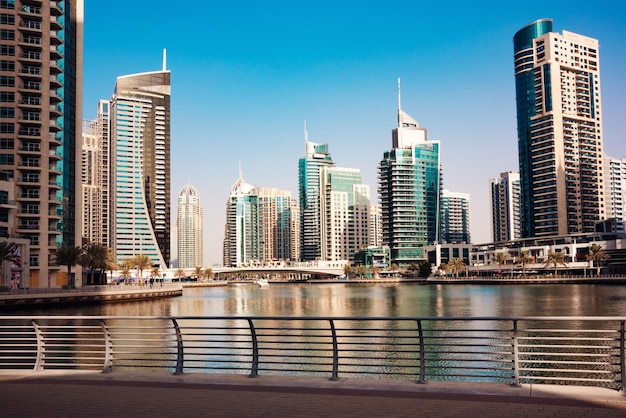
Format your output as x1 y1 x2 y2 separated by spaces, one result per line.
111 69 171 267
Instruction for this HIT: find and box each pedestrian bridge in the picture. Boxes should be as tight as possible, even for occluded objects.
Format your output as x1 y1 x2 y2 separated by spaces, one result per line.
1 315 624 390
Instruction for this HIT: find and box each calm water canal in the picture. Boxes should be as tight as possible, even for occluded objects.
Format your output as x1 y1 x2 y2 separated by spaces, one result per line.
14 282 626 317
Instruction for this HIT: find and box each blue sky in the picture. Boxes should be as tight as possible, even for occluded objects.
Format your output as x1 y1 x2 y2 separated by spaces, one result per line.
83 1 626 265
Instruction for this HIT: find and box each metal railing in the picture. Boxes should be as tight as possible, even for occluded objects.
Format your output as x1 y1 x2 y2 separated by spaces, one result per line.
0 316 624 390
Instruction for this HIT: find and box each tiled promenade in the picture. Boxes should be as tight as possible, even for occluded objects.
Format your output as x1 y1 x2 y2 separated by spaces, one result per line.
1 371 626 417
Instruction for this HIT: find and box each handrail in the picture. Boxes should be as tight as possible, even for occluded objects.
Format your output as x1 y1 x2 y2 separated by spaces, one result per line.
0 316 624 390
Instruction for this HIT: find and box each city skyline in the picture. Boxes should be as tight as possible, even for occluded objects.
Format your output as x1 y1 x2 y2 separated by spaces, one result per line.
83 1 626 265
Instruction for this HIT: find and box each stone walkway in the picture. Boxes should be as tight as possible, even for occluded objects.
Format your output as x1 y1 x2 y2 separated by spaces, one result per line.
1 370 625 417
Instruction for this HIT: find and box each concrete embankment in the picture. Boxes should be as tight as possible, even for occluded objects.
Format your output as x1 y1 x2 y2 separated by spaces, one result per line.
0 284 183 309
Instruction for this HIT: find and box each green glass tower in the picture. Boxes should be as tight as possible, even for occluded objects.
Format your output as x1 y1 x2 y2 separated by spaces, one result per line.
378 81 442 265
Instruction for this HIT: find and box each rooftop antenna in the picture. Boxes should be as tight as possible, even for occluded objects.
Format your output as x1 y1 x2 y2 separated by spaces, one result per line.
162 48 167 71
238 161 243 181
397 77 402 128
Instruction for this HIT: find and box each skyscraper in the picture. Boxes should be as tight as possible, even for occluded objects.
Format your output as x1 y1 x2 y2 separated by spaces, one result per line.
223 170 260 267
489 171 521 242
110 63 170 267
378 80 442 265
177 184 203 268
0 0 83 287
298 126 334 261
441 189 471 244
514 19 605 238
259 187 294 262
320 166 370 261
605 156 625 234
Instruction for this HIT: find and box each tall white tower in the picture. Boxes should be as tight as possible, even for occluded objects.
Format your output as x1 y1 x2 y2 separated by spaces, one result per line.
177 184 203 268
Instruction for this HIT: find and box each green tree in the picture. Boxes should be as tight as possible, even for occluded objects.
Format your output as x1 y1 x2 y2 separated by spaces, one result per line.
193 266 203 280
447 258 466 278
175 267 185 281
544 250 568 277
202 267 214 281
370 265 380 279
132 254 153 284
55 245 83 287
355 265 366 278
0 241 19 287
82 242 109 285
586 244 609 276
418 261 432 278
119 257 135 283
343 264 353 280
515 250 533 276
492 251 508 275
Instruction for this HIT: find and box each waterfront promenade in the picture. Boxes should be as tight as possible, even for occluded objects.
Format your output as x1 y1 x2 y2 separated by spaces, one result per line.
1 370 625 417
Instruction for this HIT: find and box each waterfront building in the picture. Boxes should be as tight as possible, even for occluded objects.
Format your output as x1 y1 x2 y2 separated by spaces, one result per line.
177 184 203 269
298 127 335 261
0 0 83 287
369 204 382 247
513 19 605 238
605 156 625 234
81 101 110 247
320 166 370 261
441 189 471 244
223 170 260 267
378 80 442 265
259 187 294 262
109 61 171 267
489 171 521 242
289 200 300 261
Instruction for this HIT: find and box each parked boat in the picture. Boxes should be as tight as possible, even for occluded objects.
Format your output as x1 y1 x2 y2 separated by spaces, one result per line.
256 278 269 287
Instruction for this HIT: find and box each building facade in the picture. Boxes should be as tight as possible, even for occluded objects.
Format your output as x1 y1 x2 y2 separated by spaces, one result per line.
369 204 382 247
0 0 83 287
259 187 294 262
605 156 625 234
110 67 171 267
378 81 442 265
441 189 471 244
298 132 334 261
223 172 260 267
177 184 203 268
489 171 521 242
320 166 370 261
514 19 605 238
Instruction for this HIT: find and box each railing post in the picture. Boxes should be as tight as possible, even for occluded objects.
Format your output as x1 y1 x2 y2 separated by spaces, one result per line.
416 319 426 384
172 318 184 375
329 319 339 381
32 320 44 371
619 321 626 390
512 320 520 387
248 319 259 378
101 320 113 373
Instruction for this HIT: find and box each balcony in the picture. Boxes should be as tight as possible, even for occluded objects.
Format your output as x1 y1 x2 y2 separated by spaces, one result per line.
49 16 63 30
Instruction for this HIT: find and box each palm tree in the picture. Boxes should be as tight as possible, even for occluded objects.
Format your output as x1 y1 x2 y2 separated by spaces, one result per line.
133 254 153 284
193 266 203 280
174 267 185 281
55 245 83 287
119 257 135 283
0 241 19 288
150 267 160 279
203 267 214 281
492 251 508 275
515 250 533 276
586 244 609 276
447 258 466 278
82 242 109 285
544 250 568 277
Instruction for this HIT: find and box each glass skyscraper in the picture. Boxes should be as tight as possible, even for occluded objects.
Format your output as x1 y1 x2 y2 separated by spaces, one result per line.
514 19 605 237
111 68 171 267
298 131 334 261
223 171 260 267
378 82 442 265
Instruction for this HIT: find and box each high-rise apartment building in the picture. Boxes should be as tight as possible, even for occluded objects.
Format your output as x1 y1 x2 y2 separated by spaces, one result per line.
514 19 605 238
441 189 471 244
298 129 334 261
177 184 203 268
259 187 294 262
369 204 382 247
320 166 370 261
223 171 260 267
81 100 110 247
605 156 625 234
489 171 521 242
110 65 171 267
0 0 83 287
378 81 442 265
